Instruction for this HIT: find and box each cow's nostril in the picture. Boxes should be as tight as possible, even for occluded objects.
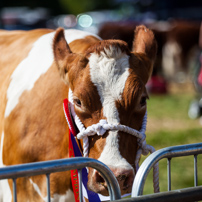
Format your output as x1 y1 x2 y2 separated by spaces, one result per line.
116 174 130 190
117 174 127 181
94 171 105 184
123 176 130 190
89 170 109 195
111 168 134 192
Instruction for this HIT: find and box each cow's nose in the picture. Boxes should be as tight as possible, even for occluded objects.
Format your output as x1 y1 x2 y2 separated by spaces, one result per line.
93 167 134 194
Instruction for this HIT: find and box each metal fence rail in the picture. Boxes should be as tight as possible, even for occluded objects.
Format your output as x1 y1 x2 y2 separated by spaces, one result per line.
0 157 121 202
111 143 202 202
1 143 202 202
114 186 202 202
132 143 202 197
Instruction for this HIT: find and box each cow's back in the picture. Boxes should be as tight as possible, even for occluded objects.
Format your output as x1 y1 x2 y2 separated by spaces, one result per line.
0 29 53 135
0 29 54 202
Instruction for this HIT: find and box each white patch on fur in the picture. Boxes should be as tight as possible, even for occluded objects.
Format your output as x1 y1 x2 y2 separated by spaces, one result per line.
89 46 129 123
29 178 46 201
30 178 75 202
89 46 132 169
5 29 100 117
52 190 75 202
98 131 133 170
0 132 12 202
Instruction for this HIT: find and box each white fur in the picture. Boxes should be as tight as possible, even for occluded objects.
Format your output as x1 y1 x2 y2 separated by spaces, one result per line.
5 29 100 117
29 178 46 201
52 190 75 202
89 46 132 169
89 46 129 124
30 178 75 202
0 132 12 202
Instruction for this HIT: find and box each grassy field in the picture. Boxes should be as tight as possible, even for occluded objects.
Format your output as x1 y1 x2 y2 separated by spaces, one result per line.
140 83 202 195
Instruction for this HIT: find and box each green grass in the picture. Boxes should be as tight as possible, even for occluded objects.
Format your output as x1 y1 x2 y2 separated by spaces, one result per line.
147 94 192 119
148 128 202 149
139 93 202 195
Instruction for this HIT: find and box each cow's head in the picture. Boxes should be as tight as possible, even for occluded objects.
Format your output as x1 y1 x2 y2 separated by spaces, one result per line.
53 25 157 195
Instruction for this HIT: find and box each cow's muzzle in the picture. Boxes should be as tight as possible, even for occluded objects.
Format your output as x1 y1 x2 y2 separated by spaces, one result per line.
87 167 134 196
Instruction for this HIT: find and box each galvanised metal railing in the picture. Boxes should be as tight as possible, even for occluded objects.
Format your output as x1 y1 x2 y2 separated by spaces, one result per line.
114 186 202 202
1 143 202 202
0 157 121 202
132 143 202 197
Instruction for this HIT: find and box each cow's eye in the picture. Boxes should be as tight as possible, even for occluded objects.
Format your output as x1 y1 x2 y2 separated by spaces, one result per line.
73 98 82 107
140 96 147 107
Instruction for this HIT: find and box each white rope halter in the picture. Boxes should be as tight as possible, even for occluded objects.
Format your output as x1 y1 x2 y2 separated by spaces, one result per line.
68 89 159 193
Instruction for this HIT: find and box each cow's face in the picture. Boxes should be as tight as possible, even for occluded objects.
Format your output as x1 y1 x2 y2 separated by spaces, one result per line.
53 26 157 195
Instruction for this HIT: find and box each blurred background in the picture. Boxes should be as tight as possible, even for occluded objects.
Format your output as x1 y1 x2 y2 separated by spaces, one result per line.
1 0 202 195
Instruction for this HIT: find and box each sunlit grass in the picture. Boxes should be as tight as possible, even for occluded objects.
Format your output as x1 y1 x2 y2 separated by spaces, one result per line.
147 94 192 119
139 92 202 195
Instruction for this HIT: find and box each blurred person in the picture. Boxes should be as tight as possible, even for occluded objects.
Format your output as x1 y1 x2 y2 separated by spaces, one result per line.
188 22 202 122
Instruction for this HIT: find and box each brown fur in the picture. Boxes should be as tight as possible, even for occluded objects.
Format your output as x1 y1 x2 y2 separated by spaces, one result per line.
85 39 131 57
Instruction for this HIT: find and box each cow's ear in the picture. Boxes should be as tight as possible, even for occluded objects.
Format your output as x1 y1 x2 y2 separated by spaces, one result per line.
132 25 157 83
53 27 77 84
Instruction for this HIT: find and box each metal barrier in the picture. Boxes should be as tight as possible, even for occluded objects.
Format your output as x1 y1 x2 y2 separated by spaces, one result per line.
0 157 121 202
132 143 202 196
113 143 202 202
114 186 202 202
1 143 202 202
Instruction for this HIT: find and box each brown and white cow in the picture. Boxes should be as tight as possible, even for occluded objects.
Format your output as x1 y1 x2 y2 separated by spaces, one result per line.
0 25 157 201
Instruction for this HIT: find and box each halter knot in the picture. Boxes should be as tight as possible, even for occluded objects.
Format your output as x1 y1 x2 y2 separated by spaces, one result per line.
77 119 108 139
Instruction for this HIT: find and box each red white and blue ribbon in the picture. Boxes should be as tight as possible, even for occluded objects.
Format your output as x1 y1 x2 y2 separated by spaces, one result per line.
63 98 101 202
